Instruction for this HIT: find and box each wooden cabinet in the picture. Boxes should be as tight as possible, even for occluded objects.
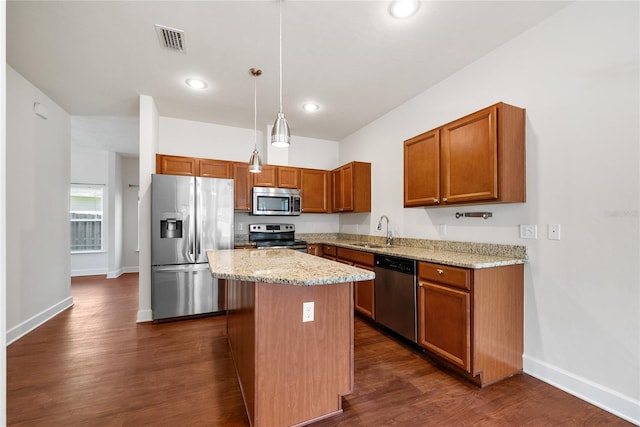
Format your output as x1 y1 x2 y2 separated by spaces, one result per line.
337 248 375 319
417 261 524 387
232 162 252 212
277 166 301 189
252 164 277 187
404 102 525 207
307 243 323 257
332 162 371 213
322 245 337 261
156 154 198 176
156 154 232 178
199 158 232 178
404 130 440 206
300 168 330 213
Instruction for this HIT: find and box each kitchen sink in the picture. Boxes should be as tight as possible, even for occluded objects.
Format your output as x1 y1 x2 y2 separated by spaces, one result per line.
351 242 387 249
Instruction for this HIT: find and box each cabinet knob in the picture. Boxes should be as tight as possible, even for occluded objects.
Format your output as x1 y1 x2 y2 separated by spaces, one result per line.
434 199 440 204
436 269 444 275
442 198 448 202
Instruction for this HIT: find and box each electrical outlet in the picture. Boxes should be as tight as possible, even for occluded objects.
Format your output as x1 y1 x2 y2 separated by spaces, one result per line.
548 224 561 240
519 224 538 239
302 302 314 322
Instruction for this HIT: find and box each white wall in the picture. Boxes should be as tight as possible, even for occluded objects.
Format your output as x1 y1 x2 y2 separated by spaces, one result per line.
121 156 139 272
1 3 7 423
70 118 141 278
342 2 639 423
5 66 73 344
137 95 159 322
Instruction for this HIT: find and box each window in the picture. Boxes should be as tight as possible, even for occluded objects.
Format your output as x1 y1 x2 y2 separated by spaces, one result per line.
70 184 104 252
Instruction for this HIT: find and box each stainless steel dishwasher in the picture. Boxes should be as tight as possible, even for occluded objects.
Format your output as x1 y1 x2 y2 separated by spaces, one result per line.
374 254 418 343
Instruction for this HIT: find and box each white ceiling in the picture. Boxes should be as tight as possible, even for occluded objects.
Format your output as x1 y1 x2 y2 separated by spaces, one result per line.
7 0 570 148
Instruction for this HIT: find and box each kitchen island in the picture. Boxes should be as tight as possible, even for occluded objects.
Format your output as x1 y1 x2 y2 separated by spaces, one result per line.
207 248 375 427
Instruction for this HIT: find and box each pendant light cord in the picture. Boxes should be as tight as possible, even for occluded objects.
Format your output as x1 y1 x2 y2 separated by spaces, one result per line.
278 0 283 114
254 73 258 149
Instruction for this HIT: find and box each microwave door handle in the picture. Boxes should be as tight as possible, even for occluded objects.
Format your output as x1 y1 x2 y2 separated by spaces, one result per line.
291 196 295 213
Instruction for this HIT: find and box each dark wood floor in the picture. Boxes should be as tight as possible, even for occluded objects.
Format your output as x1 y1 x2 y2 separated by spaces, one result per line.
7 274 630 426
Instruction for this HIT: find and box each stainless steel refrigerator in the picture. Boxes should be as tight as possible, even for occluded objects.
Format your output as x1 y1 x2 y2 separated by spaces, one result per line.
151 174 234 320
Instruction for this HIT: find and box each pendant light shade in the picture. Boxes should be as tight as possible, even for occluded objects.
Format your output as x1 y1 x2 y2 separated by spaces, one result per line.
271 112 290 148
248 147 262 173
271 0 291 147
248 68 263 173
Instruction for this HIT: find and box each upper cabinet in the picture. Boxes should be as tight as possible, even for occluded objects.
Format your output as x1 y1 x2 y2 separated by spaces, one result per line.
332 161 371 213
252 164 277 187
404 102 525 207
156 154 371 214
300 168 330 213
232 162 252 212
277 166 301 189
156 154 232 178
156 154 198 176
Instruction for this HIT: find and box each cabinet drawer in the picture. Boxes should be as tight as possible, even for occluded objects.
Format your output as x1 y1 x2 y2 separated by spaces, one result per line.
419 262 470 290
323 245 337 257
337 248 374 268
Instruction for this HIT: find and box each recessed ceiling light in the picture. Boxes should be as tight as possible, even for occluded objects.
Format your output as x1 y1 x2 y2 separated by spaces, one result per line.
389 0 419 19
302 103 319 112
185 78 208 89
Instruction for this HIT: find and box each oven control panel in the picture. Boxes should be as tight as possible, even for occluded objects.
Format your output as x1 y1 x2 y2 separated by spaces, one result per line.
249 223 295 233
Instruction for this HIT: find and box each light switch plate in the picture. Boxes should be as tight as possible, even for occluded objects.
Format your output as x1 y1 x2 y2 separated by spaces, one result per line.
519 224 538 239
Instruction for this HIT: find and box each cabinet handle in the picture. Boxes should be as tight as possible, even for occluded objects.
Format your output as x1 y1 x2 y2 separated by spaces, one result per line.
436 269 444 275
434 199 440 204
442 197 448 202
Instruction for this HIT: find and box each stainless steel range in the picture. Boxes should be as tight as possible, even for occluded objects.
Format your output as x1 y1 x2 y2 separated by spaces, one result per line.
249 223 307 252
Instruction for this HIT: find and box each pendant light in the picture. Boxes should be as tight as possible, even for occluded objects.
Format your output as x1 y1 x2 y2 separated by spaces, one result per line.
248 68 263 173
271 0 290 148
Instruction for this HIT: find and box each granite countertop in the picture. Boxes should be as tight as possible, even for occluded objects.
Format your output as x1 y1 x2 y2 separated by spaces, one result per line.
207 248 375 286
306 238 527 269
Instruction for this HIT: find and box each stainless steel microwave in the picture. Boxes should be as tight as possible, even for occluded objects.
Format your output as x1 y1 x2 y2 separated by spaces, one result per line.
252 187 302 216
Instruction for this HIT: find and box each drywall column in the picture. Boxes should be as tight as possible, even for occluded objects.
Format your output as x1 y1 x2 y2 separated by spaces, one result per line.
137 95 159 322
1 3 7 424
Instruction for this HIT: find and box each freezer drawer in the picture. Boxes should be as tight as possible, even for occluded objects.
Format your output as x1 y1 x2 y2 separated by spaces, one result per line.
151 264 224 320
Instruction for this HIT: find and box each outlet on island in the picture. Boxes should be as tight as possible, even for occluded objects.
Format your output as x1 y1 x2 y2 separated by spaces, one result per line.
303 301 314 322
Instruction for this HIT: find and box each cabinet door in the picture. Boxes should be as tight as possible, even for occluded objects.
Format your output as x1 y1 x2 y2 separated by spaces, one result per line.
354 263 374 319
331 168 343 212
301 169 329 213
232 162 252 211
404 130 440 207
441 106 498 204
252 164 277 187
157 154 197 176
341 164 354 211
277 166 301 189
307 243 323 257
418 281 471 372
198 159 232 178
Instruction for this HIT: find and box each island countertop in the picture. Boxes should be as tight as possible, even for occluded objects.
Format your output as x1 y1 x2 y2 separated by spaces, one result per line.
207 248 375 286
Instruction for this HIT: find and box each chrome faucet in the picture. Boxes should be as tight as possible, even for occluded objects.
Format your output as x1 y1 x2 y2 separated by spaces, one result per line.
377 215 393 246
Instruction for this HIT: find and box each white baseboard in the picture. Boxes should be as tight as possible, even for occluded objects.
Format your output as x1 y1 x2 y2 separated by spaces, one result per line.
123 266 139 274
7 296 74 345
71 268 106 277
523 355 640 425
106 268 124 279
137 309 153 323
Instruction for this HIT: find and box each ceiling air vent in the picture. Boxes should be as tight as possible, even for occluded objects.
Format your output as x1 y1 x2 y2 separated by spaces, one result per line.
155 24 186 53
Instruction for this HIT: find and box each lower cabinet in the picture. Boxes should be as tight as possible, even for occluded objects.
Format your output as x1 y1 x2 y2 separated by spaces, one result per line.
337 248 375 320
418 261 524 387
306 243 323 257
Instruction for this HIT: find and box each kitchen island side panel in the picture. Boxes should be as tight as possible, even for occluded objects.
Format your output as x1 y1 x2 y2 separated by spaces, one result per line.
226 278 354 427
226 279 256 424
